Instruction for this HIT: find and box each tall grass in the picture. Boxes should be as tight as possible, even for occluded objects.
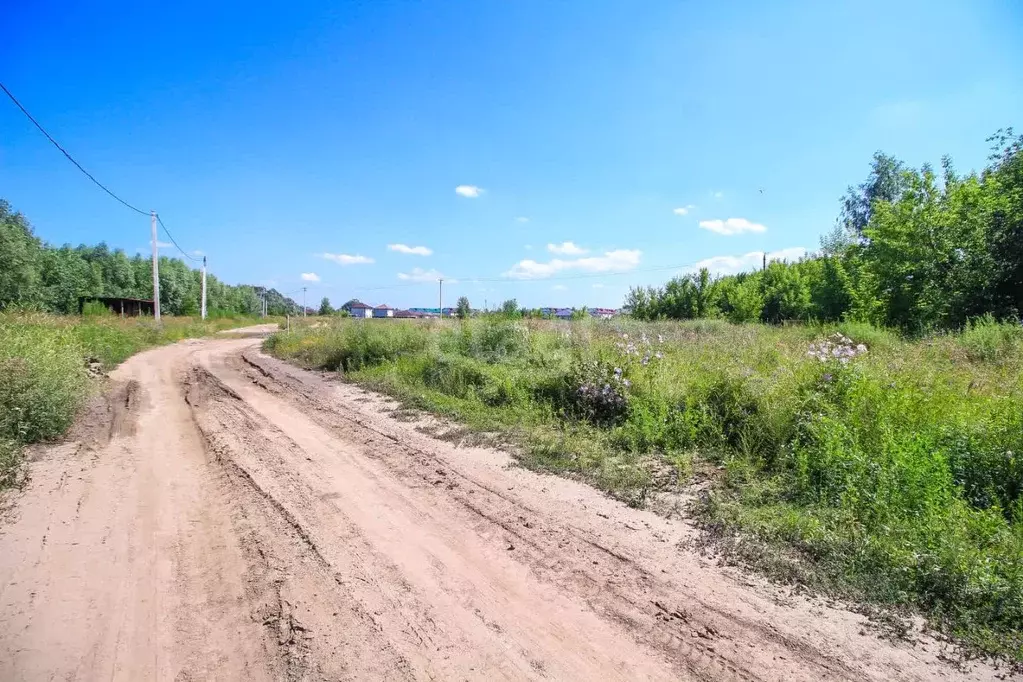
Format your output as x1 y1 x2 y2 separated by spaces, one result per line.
266 316 1023 663
0 311 255 487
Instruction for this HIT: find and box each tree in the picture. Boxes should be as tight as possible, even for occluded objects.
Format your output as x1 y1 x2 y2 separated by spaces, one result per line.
500 299 519 318
0 200 42 308
318 297 334 316
455 296 471 319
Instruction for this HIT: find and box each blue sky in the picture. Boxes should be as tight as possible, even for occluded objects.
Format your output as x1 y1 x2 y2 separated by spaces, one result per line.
2 1 1021 310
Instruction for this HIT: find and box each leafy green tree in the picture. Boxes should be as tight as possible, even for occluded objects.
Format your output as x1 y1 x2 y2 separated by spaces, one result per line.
318 297 334 315
500 299 519 318
455 296 471 319
0 200 43 308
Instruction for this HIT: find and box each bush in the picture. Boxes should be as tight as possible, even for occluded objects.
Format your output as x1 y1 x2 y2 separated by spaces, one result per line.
960 314 1023 363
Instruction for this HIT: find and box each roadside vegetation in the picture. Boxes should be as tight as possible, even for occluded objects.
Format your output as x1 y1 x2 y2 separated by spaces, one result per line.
265 133 1023 664
0 311 254 489
266 315 1022 663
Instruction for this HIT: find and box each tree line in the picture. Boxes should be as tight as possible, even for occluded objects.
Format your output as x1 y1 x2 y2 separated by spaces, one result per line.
0 200 301 317
627 130 1023 331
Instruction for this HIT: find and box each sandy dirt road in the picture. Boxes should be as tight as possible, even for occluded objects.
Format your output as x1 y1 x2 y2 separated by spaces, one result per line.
0 329 1006 681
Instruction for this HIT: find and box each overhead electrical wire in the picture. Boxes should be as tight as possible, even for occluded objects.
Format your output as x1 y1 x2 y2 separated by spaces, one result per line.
156 213 202 262
2 81 204 263
1 81 149 216
353 259 710 292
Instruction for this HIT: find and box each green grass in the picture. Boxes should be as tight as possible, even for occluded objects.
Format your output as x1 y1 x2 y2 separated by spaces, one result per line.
265 316 1023 664
0 311 256 488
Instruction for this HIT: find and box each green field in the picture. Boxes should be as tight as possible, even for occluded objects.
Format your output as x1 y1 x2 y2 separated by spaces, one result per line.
266 316 1023 663
0 311 255 489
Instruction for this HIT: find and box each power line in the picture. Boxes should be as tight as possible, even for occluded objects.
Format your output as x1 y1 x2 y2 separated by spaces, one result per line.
155 213 202 262
0 81 149 216
353 259 710 292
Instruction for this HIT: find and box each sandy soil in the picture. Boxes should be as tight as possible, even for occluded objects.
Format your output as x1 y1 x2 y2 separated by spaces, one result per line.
0 330 1009 680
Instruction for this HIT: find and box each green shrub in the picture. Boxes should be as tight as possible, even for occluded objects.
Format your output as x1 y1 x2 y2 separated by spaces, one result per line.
960 314 1023 363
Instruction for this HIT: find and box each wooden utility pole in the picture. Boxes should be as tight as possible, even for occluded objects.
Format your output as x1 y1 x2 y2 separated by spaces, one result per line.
762 252 767 271
200 256 207 320
302 287 307 317
151 210 161 321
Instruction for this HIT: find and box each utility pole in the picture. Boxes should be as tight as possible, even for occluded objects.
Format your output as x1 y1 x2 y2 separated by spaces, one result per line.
438 278 443 317
200 256 207 320
762 252 767 271
151 210 161 321
303 287 307 317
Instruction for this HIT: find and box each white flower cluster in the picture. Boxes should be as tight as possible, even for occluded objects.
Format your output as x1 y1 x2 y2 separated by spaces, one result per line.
807 333 868 365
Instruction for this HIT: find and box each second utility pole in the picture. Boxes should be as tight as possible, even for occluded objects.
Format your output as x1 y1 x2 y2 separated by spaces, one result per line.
151 210 161 321
303 287 307 317
438 278 443 318
200 256 207 320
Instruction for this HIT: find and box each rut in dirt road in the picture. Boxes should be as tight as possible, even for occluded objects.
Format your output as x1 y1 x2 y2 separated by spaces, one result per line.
0 332 1004 681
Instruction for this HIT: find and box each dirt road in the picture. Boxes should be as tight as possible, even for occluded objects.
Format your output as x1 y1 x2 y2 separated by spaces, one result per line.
0 330 1004 680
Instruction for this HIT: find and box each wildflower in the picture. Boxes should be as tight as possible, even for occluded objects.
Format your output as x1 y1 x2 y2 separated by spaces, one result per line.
654 352 663 360
856 344 867 353
614 367 622 377
622 379 632 388
823 373 833 382
657 334 664 344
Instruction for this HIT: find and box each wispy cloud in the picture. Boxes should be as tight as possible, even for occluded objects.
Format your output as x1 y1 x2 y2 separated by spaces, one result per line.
322 252 374 265
592 283 606 289
455 185 483 198
524 244 533 250
191 249 205 257
388 243 432 256
551 284 568 291
155 241 173 249
691 247 807 275
301 272 320 282
505 249 641 280
712 191 725 200
398 267 456 283
547 241 588 256
698 218 767 236
515 216 530 223
673 205 696 216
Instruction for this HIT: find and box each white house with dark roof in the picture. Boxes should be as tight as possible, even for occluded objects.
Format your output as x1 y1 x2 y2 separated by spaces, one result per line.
372 304 394 318
343 300 373 318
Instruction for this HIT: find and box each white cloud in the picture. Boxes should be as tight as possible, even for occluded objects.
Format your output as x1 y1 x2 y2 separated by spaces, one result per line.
524 244 533 250
592 283 606 289
455 185 483 198
388 243 433 256
673 205 696 216
551 284 568 291
191 249 205 257
397 267 456 283
322 252 374 265
691 247 808 276
698 217 767 236
505 249 642 280
301 272 320 282
515 216 530 223
713 191 725 199
547 241 588 256
155 241 173 249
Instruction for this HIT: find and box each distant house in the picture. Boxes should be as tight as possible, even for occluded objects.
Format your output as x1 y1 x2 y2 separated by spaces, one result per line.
394 309 420 319
554 308 574 319
373 304 394 318
589 307 617 320
342 300 373 318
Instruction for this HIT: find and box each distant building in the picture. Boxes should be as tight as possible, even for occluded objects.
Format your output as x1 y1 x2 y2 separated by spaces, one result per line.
373 304 394 318
589 307 617 320
394 309 421 318
79 296 155 317
342 300 373 318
